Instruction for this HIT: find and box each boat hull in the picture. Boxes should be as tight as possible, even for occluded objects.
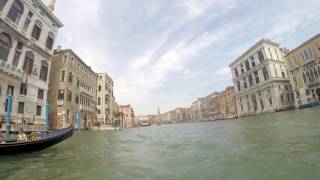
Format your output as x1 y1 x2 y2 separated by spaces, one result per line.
0 126 73 155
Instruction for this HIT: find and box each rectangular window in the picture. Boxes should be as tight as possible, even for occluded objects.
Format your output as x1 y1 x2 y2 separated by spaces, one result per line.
18 102 24 114
46 35 54 50
32 25 42 40
23 56 34 74
19 83 27 95
60 71 65 81
38 89 44 100
58 90 64 100
12 42 23 67
39 65 48 81
7 85 14 96
36 105 42 116
22 12 33 32
269 98 273 105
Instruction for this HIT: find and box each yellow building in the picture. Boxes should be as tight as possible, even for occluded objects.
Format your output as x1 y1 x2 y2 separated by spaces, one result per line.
285 33 320 108
48 48 98 129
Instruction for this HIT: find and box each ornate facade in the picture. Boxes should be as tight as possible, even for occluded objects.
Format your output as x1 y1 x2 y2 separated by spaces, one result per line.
285 33 320 108
0 0 62 128
229 39 294 117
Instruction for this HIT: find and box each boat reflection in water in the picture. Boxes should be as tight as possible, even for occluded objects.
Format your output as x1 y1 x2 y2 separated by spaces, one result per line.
0 125 73 155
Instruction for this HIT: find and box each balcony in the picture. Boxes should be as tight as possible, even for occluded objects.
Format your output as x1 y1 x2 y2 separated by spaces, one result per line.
0 60 24 79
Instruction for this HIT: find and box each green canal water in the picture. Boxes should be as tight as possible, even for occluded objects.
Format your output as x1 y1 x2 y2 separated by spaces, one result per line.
1 109 320 180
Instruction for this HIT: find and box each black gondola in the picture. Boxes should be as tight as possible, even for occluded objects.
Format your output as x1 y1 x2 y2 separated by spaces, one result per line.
0 125 73 155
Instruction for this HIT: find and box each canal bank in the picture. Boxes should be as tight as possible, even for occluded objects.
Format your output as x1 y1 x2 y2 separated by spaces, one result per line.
0 109 320 180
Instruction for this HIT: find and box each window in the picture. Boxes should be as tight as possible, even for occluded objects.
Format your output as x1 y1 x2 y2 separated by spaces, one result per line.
282 71 286 78
0 0 7 11
0 33 11 61
237 81 241 92
98 109 101 114
245 60 250 70
68 72 73 83
39 65 48 81
98 97 101 105
67 90 72 101
38 89 44 100
234 68 239 77
36 105 42 116
46 32 54 50
31 20 42 40
240 64 245 74
251 57 256 67
263 67 269 80
7 0 24 24
302 72 307 83
280 95 284 103
284 85 289 91
18 102 24 114
269 98 273 105
75 94 79 104
99 85 101 91
275 50 279 60
254 71 260 84
248 74 254 87
314 68 319 80
58 90 64 100
268 48 273 59
258 51 264 63
12 42 23 66
22 11 33 32
19 83 27 95
7 85 14 96
243 77 248 89
61 70 65 81
23 53 34 74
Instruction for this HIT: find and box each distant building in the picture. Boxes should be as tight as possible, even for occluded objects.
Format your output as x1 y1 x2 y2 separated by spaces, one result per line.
191 92 218 121
118 105 134 128
48 49 98 129
285 33 320 108
97 73 115 125
207 86 237 120
0 0 62 128
229 39 294 117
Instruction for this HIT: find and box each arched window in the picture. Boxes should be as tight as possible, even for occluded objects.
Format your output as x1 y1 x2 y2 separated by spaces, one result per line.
7 0 24 24
258 51 264 63
0 33 11 61
0 0 8 11
314 68 319 80
31 20 42 40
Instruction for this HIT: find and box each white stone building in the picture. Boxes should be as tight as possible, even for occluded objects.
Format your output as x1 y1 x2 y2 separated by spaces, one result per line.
97 73 115 125
0 0 62 127
229 39 294 117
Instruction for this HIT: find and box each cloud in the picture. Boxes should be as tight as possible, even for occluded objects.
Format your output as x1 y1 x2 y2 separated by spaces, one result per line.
216 67 230 76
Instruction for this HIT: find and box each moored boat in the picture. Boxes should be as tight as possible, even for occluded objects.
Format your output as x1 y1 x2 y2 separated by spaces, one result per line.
0 125 73 155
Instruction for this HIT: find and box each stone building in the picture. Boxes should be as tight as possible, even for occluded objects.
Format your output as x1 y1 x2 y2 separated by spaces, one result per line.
97 73 115 125
207 86 237 120
191 92 218 121
118 104 134 128
285 33 320 108
48 48 98 129
0 0 62 128
229 39 294 117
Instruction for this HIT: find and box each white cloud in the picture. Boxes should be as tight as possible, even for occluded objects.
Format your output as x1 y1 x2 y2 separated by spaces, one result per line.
216 66 230 76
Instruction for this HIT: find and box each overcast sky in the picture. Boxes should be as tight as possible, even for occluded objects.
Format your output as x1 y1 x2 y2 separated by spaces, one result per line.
45 0 320 115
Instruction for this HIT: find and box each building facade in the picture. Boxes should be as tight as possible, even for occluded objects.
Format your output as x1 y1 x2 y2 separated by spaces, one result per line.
0 0 62 128
229 39 294 117
207 86 237 120
285 33 320 108
97 73 115 125
48 49 98 129
118 105 134 128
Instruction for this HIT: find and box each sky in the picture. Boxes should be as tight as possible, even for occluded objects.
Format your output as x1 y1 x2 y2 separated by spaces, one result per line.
44 0 320 115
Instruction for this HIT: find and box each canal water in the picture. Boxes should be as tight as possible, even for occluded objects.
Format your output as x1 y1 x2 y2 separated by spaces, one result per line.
0 109 320 180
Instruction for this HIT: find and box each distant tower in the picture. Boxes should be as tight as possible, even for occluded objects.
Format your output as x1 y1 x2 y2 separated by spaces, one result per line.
48 0 57 12
157 106 160 124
